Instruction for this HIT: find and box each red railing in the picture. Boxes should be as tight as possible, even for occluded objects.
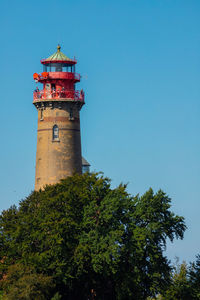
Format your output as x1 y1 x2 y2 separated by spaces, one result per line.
33 89 84 102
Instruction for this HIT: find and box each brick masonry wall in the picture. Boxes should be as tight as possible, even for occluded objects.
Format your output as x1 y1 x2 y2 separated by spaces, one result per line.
35 103 82 190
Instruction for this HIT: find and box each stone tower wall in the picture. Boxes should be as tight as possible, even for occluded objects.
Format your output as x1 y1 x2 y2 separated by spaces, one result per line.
35 102 82 190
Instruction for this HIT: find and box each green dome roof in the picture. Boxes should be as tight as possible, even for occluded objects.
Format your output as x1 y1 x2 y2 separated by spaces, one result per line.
44 45 74 63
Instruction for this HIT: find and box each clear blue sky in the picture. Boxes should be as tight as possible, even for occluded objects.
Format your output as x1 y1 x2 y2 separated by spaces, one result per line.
0 0 200 263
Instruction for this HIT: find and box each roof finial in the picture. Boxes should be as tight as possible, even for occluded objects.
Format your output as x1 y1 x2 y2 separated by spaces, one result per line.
57 44 61 52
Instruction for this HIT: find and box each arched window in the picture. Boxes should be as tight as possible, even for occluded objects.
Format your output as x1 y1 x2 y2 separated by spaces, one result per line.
53 125 59 140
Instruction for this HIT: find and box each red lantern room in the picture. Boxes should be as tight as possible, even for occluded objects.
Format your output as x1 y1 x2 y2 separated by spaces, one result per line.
33 44 84 103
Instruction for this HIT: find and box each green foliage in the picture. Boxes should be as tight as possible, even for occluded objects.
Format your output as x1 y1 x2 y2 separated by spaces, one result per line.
160 255 200 300
189 254 200 299
0 291 3 300
0 173 186 299
0 263 54 300
161 260 191 300
51 292 62 300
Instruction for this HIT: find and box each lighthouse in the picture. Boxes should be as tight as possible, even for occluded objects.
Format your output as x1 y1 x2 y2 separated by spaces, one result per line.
33 45 85 190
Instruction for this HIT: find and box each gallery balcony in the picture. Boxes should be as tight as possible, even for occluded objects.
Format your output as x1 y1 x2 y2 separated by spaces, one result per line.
33 89 85 103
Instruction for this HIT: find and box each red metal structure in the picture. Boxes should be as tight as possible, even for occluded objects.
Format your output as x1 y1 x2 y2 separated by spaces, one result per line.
33 45 85 104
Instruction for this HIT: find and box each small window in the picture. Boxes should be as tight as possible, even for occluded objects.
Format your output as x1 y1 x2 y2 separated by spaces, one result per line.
55 64 62 72
40 109 43 120
82 165 90 173
53 125 59 140
69 108 74 120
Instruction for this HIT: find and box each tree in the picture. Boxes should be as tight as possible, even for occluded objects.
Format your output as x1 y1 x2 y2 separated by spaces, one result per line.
0 173 186 299
1 264 54 300
160 260 192 300
160 255 200 300
189 254 200 299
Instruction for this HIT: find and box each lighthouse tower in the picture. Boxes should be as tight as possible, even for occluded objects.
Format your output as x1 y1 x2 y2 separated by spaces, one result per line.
33 45 85 190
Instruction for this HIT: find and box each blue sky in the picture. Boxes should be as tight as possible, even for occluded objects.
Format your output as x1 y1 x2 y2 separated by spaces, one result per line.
0 0 200 263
